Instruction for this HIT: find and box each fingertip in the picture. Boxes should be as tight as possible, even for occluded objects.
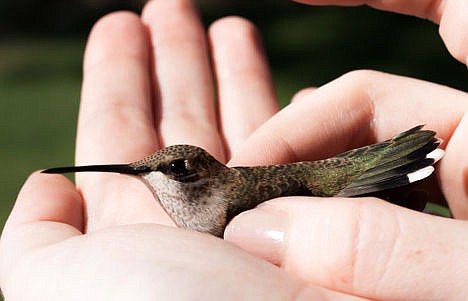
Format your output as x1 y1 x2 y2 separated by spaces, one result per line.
224 204 287 266
85 11 147 71
141 0 203 38
209 16 259 43
142 0 198 22
290 87 317 103
209 15 267 80
439 0 468 63
91 10 141 35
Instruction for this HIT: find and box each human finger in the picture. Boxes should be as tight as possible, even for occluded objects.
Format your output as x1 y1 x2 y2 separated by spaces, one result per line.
78 11 157 165
439 111 468 218
293 0 468 63
225 197 468 301
231 70 467 166
77 12 172 229
0 172 83 289
142 0 225 160
209 16 279 156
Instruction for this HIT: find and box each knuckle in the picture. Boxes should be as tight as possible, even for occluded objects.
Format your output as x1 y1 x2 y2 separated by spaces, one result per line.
91 11 140 36
338 69 382 86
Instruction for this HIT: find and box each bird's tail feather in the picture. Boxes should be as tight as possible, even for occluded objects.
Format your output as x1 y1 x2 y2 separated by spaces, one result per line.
336 125 443 197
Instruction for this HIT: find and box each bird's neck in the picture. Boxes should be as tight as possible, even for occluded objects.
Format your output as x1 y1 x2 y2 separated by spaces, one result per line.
140 171 229 237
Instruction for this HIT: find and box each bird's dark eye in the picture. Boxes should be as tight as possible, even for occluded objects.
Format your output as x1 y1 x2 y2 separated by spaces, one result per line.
169 159 189 175
164 158 199 183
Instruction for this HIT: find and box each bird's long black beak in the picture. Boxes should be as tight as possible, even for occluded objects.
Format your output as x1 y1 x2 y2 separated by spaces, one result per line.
42 164 151 175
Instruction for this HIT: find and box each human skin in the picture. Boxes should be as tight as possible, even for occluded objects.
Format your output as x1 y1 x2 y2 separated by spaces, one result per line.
1 0 467 300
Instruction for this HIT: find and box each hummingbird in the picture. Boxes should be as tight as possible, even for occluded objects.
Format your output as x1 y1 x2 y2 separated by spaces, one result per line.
43 125 444 237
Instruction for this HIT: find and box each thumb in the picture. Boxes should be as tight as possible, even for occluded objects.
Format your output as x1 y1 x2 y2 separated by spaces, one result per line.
225 197 468 301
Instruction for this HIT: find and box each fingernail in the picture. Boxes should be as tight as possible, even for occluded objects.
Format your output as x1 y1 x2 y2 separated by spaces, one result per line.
224 205 287 265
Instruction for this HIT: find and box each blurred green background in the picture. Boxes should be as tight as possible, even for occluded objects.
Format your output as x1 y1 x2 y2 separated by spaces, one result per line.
0 0 466 243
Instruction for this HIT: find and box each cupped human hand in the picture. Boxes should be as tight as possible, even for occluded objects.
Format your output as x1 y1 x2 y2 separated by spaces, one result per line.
226 70 468 300
293 0 468 64
0 0 341 300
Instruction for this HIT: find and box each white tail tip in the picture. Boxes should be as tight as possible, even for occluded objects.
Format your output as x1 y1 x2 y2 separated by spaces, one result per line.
407 166 435 183
427 148 444 163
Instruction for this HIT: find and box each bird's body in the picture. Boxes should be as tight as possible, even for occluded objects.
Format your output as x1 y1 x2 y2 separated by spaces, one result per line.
43 125 444 237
